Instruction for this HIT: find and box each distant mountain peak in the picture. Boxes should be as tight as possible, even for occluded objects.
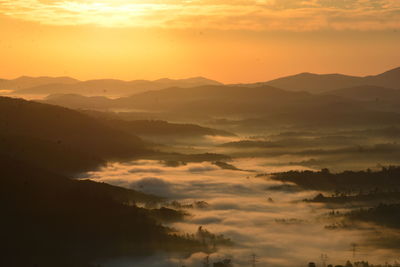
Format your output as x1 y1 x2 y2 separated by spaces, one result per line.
14 75 78 81
6 75 223 97
255 66 400 93
154 76 221 84
374 66 400 77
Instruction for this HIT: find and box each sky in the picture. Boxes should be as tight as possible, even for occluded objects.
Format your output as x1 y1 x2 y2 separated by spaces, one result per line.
1 0 400 83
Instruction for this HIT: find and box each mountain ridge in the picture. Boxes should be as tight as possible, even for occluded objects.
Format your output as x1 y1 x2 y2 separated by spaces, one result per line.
5 76 222 97
256 66 400 93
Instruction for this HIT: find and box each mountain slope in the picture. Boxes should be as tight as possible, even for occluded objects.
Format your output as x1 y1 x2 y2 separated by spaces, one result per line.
257 67 400 93
264 73 363 93
0 155 201 267
42 93 114 109
112 84 359 116
325 85 400 101
364 67 400 89
323 85 400 112
0 76 79 90
0 96 149 174
102 119 235 138
38 83 400 128
11 76 222 97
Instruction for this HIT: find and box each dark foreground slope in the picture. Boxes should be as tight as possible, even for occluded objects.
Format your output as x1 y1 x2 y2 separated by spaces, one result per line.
0 156 202 267
0 96 149 175
0 97 206 266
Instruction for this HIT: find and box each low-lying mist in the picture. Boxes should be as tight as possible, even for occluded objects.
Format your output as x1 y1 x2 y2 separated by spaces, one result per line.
85 158 400 267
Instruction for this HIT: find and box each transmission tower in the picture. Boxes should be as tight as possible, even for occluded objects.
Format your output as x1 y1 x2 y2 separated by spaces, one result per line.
321 254 328 267
251 253 259 267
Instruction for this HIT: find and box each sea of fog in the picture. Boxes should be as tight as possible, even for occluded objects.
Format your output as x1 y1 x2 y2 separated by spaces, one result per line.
83 158 398 267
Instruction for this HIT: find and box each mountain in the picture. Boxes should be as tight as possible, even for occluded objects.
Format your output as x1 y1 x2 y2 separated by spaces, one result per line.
0 96 148 175
262 73 363 93
323 85 400 112
5 67 399 96
111 84 359 116
115 84 400 129
0 97 211 266
325 85 400 101
154 76 221 87
99 119 235 139
0 76 79 90
0 154 202 267
253 67 400 93
38 82 400 129
39 85 317 114
364 67 400 89
10 76 222 97
42 93 114 109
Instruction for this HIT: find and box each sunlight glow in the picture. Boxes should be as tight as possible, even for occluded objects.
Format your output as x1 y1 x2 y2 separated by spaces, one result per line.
1 0 400 30
1 0 183 27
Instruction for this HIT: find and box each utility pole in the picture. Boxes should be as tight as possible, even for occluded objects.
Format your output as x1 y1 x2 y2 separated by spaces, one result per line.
351 243 357 259
203 255 210 267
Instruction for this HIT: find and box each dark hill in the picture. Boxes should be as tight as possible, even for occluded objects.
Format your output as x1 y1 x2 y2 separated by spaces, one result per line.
103 119 235 138
112 84 360 116
38 84 400 129
325 85 400 100
0 96 148 174
323 85 400 112
42 93 114 109
0 155 202 266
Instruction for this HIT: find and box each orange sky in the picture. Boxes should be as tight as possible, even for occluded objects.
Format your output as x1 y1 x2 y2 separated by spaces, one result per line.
1 0 400 83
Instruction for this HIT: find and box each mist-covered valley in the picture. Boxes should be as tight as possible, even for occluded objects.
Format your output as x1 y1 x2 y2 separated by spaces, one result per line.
1 67 400 267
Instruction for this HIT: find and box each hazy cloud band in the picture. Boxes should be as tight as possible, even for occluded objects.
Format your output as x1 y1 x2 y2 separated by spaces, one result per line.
1 0 400 30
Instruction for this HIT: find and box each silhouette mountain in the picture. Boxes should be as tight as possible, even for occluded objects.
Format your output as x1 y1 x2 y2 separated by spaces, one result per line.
0 154 202 266
38 85 312 113
109 84 360 116
0 97 210 266
364 67 400 89
43 93 113 109
100 119 235 139
0 76 79 90
325 85 400 101
9 76 222 97
253 66 400 93
38 80 400 128
0 96 148 175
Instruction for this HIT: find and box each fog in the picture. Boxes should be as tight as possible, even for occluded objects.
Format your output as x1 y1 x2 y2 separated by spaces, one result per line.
85 157 399 266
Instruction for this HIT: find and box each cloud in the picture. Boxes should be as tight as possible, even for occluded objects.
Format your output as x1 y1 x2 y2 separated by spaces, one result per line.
128 168 165 174
0 0 399 31
129 177 174 197
188 165 218 173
